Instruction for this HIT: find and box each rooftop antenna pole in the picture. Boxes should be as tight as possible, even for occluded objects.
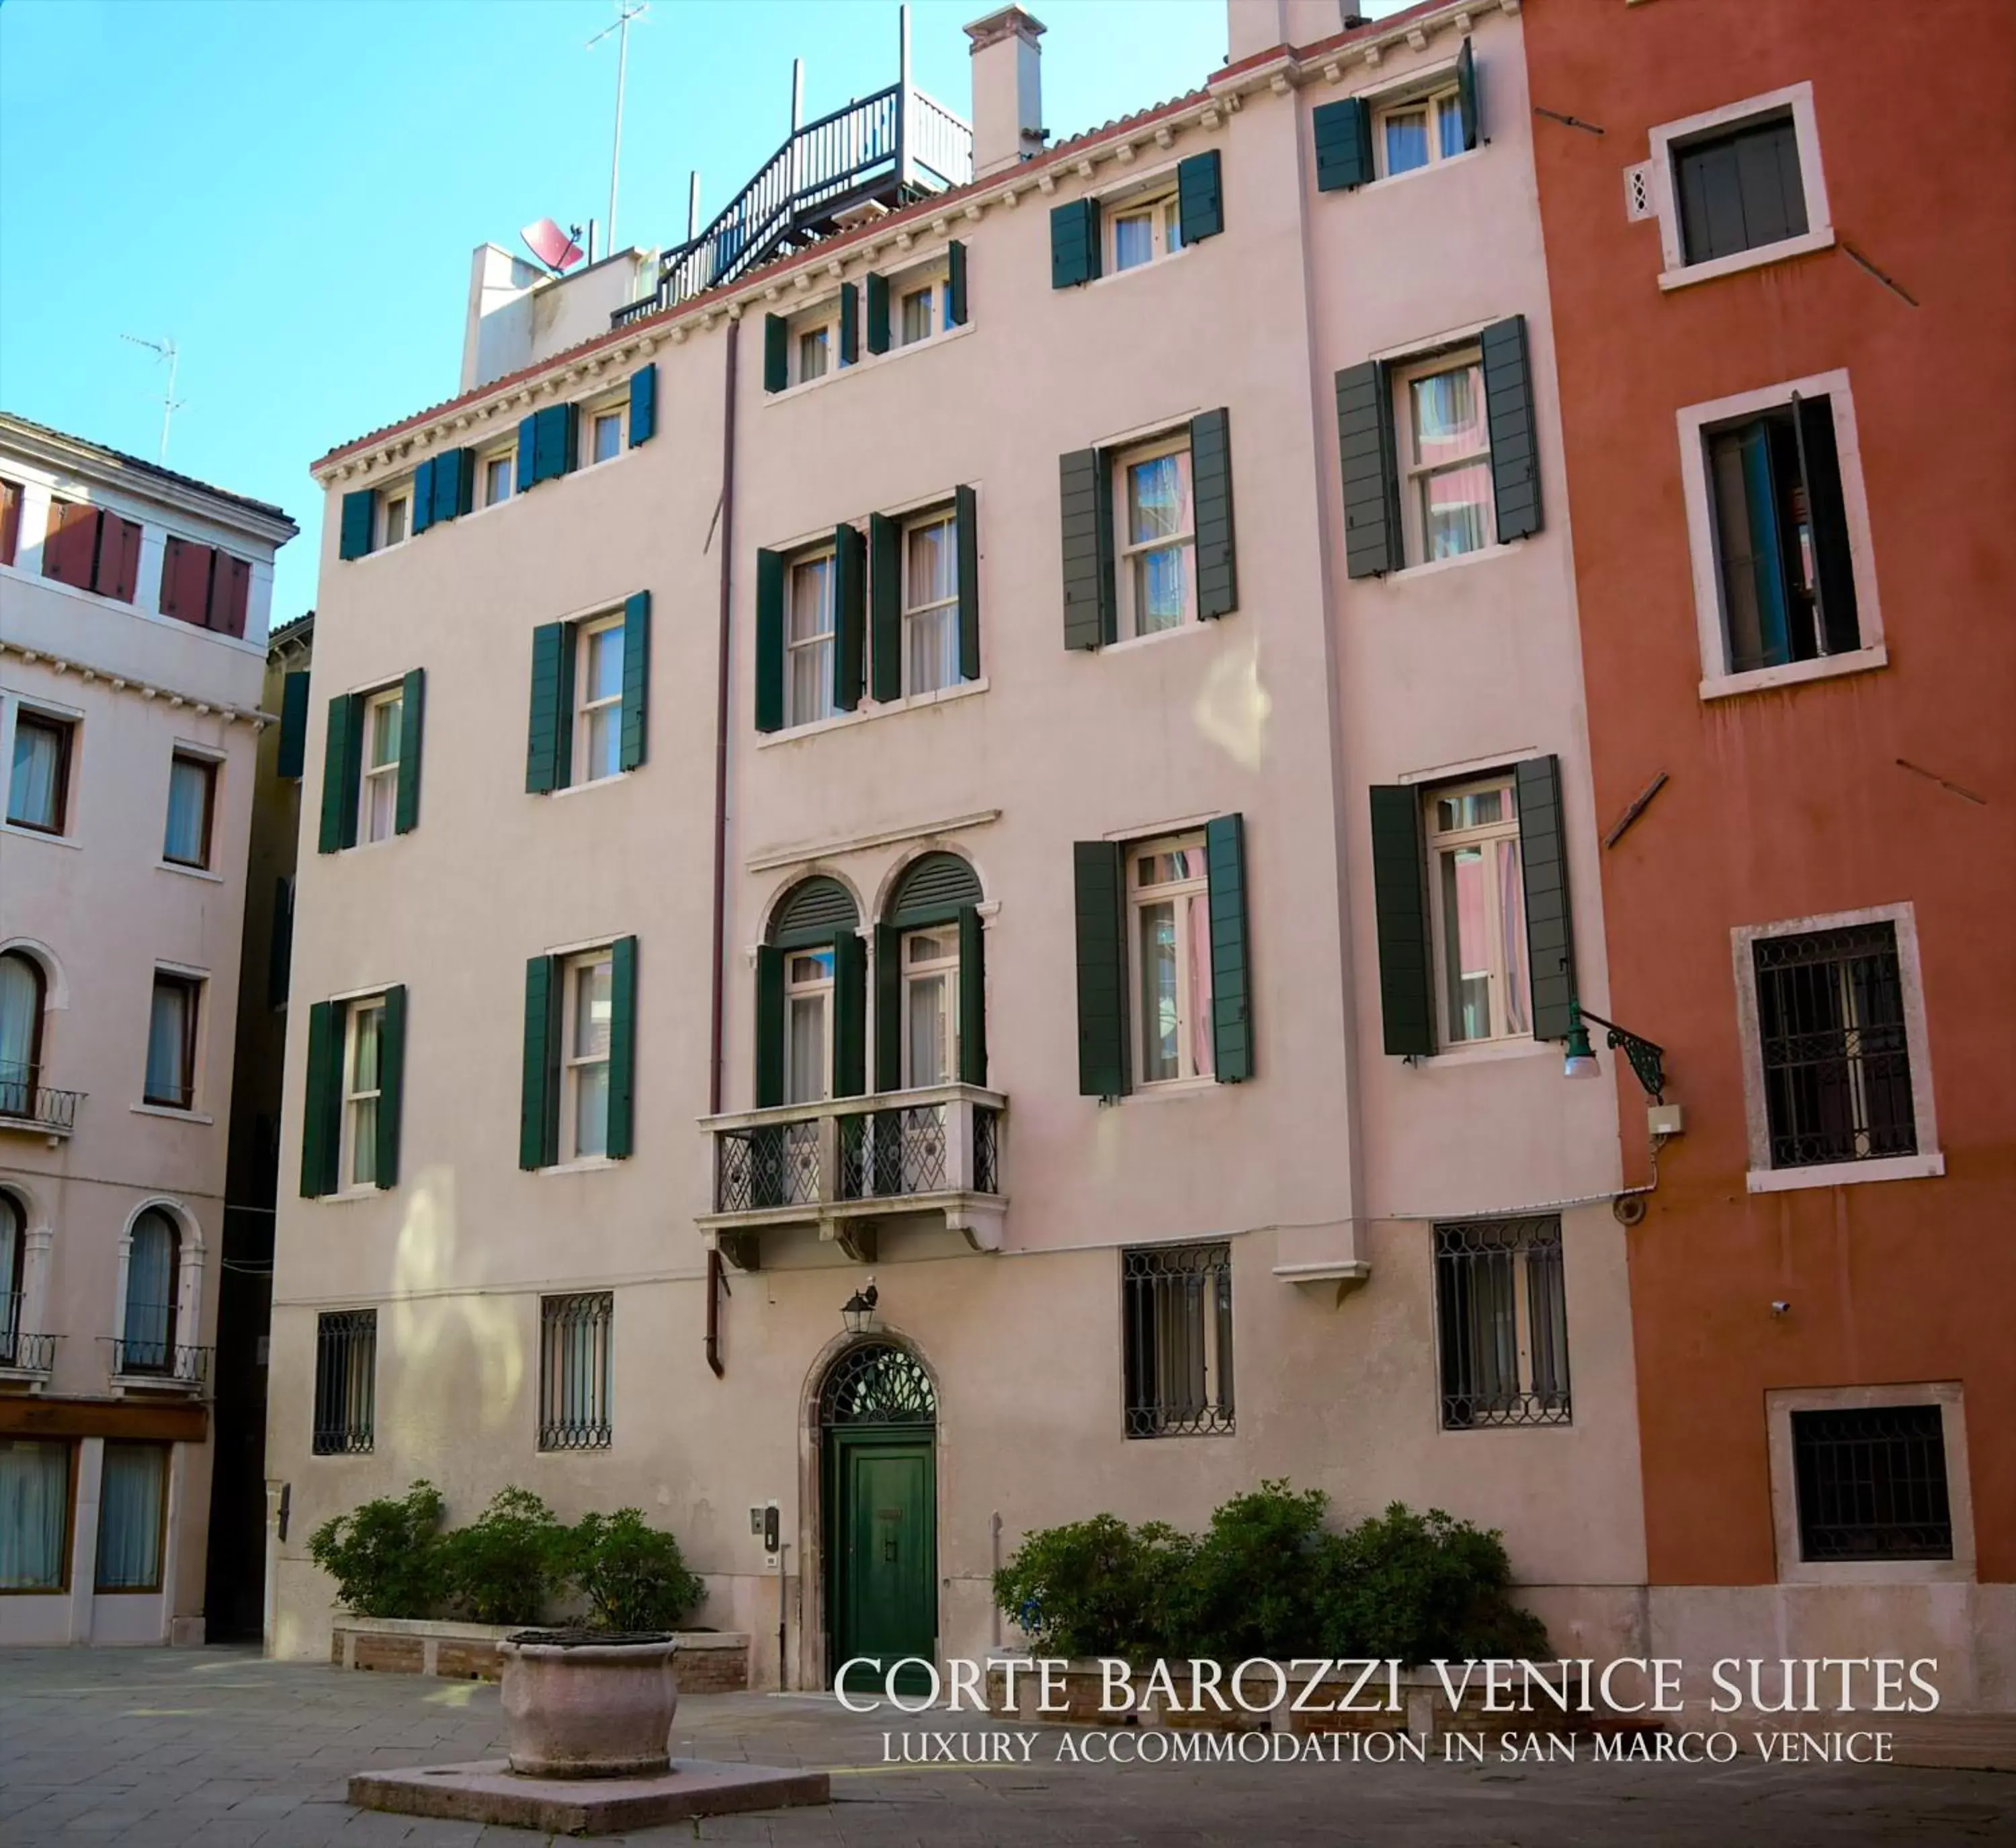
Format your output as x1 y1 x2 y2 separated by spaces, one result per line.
120 333 182 464
688 170 701 242
588 1 649 252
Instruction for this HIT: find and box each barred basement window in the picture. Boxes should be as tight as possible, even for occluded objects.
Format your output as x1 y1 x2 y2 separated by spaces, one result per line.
312 1310 376 1455
1792 1405 1952 1562
1122 1243 1234 1438
1434 1216 1570 1429
1754 924 1915 1169
540 1293 613 1450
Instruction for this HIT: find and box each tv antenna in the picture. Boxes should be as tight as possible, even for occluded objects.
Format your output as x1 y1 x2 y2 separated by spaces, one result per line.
120 333 184 464
587 1 649 253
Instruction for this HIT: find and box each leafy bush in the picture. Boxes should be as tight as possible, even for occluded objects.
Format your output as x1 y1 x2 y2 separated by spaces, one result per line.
992 1513 1189 1661
306 1480 447 1618
1159 1480 1329 1663
567 1509 706 1632
439 1486 568 1627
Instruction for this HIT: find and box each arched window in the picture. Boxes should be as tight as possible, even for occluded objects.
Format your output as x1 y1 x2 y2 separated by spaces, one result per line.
878 854 986 1091
122 1209 180 1374
0 1190 24 1363
0 950 45 1118
759 878 863 1109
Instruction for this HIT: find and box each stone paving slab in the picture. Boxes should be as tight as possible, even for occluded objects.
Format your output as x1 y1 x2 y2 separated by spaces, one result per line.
351 1758 831 1833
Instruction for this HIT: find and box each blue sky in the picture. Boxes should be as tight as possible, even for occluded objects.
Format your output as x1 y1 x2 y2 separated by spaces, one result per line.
0 1 1393 619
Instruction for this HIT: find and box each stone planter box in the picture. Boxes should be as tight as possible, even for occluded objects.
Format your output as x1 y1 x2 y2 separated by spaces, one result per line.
329 1616 749 1691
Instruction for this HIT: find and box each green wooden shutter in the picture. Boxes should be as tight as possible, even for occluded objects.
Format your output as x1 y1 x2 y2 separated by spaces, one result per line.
1191 409 1238 619
620 591 650 771
869 514 902 703
1205 814 1253 1082
839 282 859 366
1791 394 1861 655
267 876 294 1011
1313 97 1374 192
1337 361 1402 578
833 931 866 1099
946 239 968 326
955 485 980 679
1060 448 1116 650
530 403 577 485
958 904 987 1087
1369 786 1435 1056
300 1000 336 1198
450 446 476 516
755 550 786 732
866 273 891 355
515 414 539 493
318 693 361 854
1050 197 1101 288
607 936 637 1159
1480 316 1542 542
874 922 902 1093
1456 37 1480 152
755 946 786 1107
1073 840 1129 1097
1515 755 1577 1041
276 671 310 779
833 523 866 713
1177 150 1224 245
519 955 560 1170
763 314 788 392
394 668 425 835
628 364 657 446
411 456 437 536
375 984 407 1189
338 489 376 560
526 622 571 792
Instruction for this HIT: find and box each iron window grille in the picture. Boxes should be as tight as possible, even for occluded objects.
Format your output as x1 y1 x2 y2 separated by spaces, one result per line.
312 1310 376 1455
1434 1216 1572 1430
539 1292 614 1451
1122 1243 1234 1438
1792 1405 1952 1562
1754 924 1916 1169
972 1105 1000 1195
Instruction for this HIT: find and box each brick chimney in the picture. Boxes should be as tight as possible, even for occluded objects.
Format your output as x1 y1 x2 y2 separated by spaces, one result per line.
965 7 1045 179
1226 0 1350 66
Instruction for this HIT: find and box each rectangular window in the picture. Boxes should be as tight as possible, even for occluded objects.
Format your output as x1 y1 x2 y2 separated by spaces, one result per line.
159 538 250 636
1675 112 1807 266
1377 85 1466 177
144 972 200 1109
1122 1242 1234 1437
312 1309 376 1455
795 322 832 385
162 751 217 868
1130 837 1214 1085
340 998 385 1191
0 1439 71 1589
1792 1405 1952 1562
41 501 140 600
539 1292 613 1450
786 553 837 726
0 478 21 566
93 1443 167 1592
1114 437 1195 637
1397 349 1493 563
1425 776 1529 1045
1111 191 1182 272
902 513 959 696
359 687 403 843
1753 923 1916 1170
900 284 935 345
564 952 614 1160
380 489 410 550
587 406 624 466
7 712 73 834
785 948 833 1105
902 929 959 1089
1434 1216 1570 1429
482 452 514 507
574 618 625 784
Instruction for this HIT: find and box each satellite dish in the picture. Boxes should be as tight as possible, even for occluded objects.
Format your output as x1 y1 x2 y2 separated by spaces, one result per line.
521 218 586 274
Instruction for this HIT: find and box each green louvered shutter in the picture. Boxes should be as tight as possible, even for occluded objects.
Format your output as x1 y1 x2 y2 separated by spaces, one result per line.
607 936 637 1159
958 905 987 1087
1456 37 1480 151
526 622 571 792
532 403 576 485
318 693 361 853
764 314 788 392
1073 840 1129 1097
874 922 902 1093
869 514 902 703
1050 197 1101 288
755 550 786 732
620 591 650 771
277 671 310 779
1205 814 1253 1082
339 490 376 560
839 282 859 366
866 274 891 355
449 446 476 517
1515 755 1577 1041
1060 448 1116 650
834 524 866 712
411 456 437 536
1481 316 1542 542
376 984 407 1189
628 364 657 446
1369 786 1434 1056
300 1000 337 1198
1177 150 1224 245
394 669 425 834
519 955 561 1170
1792 394 1860 655
515 414 539 493
1313 97 1374 192
1337 361 1402 577
755 946 786 1107
946 240 968 326
833 931 866 1099
955 485 980 679
1191 409 1238 618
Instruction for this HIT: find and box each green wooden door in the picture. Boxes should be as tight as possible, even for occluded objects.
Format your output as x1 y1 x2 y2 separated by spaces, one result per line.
833 1437 935 1695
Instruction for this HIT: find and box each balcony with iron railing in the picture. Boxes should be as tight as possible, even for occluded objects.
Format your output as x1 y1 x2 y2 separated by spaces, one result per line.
102 1333 212 1394
0 1294 58 1382
700 1083 1005 1266
0 1062 81 1140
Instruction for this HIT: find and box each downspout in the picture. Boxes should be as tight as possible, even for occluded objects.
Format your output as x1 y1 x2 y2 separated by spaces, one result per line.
706 313 741 1378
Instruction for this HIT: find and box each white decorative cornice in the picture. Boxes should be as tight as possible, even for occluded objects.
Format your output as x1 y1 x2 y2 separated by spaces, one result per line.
0 637 270 727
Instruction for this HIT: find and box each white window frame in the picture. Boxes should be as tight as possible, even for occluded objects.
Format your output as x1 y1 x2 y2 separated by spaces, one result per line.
1128 834 1213 1089
1423 774 1529 1048
572 615 626 786
1372 79 1467 181
478 448 515 509
784 948 834 1105
581 397 627 468
378 486 412 550
358 686 403 845
1392 344 1496 569
900 509 960 698
1111 433 1197 640
785 550 837 729
900 927 960 1091
1730 900 1943 1194
792 310 838 386
561 949 614 1163
892 265 952 349
339 996 385 1193
1677 368 1885 700
1648 82 1834 292
1108 186 1183 275
1765 1382 1974 1587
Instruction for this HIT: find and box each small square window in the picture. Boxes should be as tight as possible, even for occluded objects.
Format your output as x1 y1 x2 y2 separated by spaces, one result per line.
163 752 217 868
358 687 403 844
1122 1242 1234 1437
312 1310 376 1454
589 407 624 466
1433 1216 1570 1429
1129 837 1212 1085
539 1292 613 1450
795 323 832 385
1394 349 1494 564
1424 775 1529 1046
573 618 626 784
1376 85 1466 178
1792 1404 1951 1562
7 712 73 835
1112 436 1195 636
786 552 837 728
482 452 514 507
144 972 201 1109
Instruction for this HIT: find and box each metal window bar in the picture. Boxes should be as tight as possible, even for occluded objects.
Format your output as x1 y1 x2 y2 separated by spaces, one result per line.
1792 1405 1952 1562
0 1062 81 1133
0 1308 58 1374
312 1310 376 1455
717 1120 822 1212
1755 925 1916 1168
972 1105 1000 1195
1434 1216 1572 1429
818 1341 936 1427
103 1337 210 1386
1122 1243 1234 1438
539 1293 614 1451
839 1105 947 1201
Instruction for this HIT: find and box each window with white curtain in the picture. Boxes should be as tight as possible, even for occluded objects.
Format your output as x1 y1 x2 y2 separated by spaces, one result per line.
122 1208 180 1374
786 553 836 728
0 1439 70 1590
1110 190 1183 272
163 752 216 868
1425 777 1530 1046
564 952 614 1160
144 972 200 1109
1113 438 1196 636
94 1443 167 1591
785 949 833 1105
902 930 959 1089
359 689 403 845
573 618 625 785
1394 350 1495 564
1376 84 1466 179
341 999 384 1189
0 951 44 1118
1129 837 1214 1086
1 1189 25 1365
902 513 959 696
7 712 72 834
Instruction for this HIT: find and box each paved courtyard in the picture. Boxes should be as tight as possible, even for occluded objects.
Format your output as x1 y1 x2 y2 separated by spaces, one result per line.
1 1648 2011 1846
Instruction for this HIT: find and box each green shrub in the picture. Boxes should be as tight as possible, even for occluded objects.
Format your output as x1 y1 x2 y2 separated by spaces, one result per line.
306 1480 446 1618
992 1513 1189 1661
439 1486 568 1627
567 1509 705 1632
1160 1480 1330 1662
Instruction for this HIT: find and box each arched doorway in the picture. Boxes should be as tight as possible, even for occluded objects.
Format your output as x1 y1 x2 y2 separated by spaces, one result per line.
818 1341 937 1695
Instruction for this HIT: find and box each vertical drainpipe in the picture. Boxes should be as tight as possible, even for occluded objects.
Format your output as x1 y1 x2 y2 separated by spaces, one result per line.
706 312 740 1380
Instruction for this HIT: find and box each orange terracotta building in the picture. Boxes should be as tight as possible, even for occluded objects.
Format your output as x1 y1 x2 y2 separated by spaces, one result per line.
1523 0 2015 1705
